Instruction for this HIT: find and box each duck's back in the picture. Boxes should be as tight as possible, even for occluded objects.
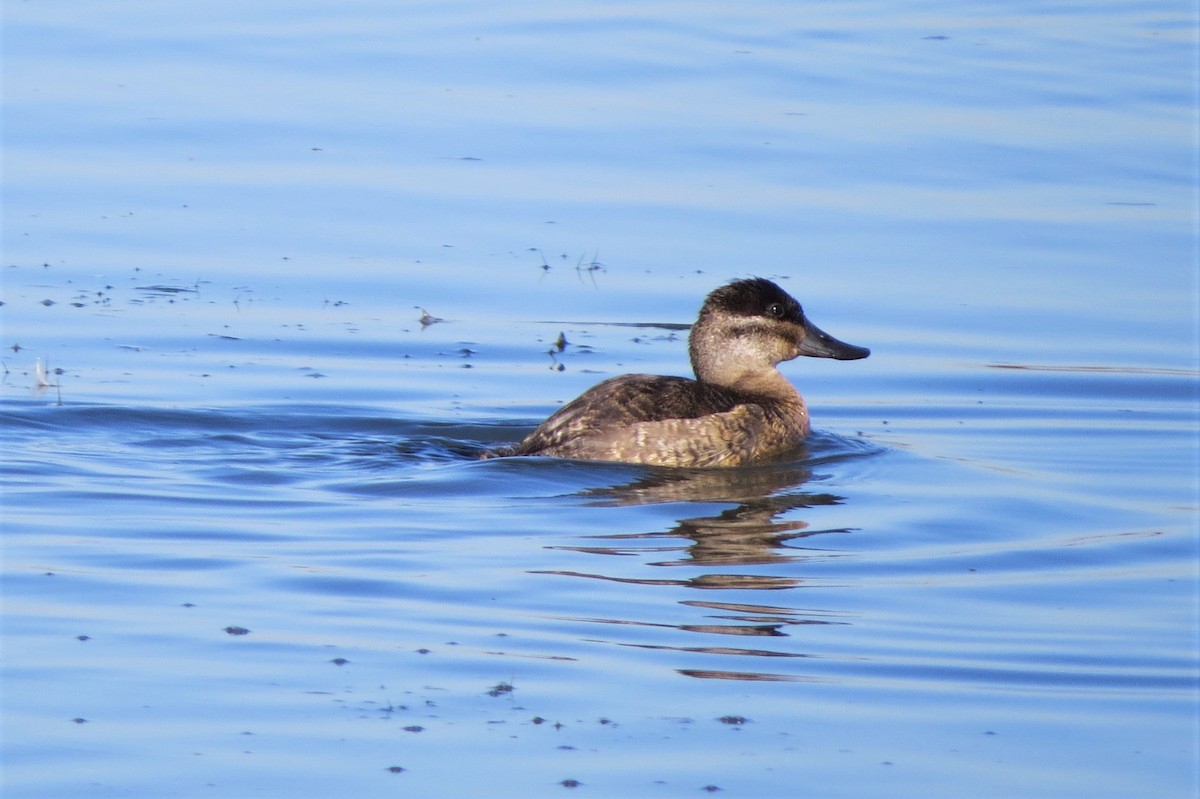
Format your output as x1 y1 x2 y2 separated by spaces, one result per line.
502 374 800 467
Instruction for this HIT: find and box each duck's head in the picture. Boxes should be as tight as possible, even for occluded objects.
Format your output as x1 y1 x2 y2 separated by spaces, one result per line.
688 277 869 390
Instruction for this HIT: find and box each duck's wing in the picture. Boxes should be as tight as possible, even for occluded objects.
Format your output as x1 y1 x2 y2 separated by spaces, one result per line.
505 375 710 454
506 374 770 466
583 404 772 467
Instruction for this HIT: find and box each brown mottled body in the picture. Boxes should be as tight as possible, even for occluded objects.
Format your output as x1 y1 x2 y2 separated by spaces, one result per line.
490 278 868 468
500 374 807 467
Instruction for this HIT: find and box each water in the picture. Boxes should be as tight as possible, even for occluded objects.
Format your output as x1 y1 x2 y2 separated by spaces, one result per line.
3 1 1198 797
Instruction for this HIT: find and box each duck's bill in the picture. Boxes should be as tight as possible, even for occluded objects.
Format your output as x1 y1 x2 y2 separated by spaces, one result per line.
799 321 870 360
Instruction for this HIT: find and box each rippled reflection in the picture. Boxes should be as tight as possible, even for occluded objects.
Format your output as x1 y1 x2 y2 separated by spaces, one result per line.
553 449 857 567
534 443 872 681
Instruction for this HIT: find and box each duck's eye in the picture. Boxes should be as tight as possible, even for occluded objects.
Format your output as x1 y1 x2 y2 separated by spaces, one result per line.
766 303 785 318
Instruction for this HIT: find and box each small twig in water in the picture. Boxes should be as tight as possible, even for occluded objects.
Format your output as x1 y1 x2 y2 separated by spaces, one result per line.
418 308 445 328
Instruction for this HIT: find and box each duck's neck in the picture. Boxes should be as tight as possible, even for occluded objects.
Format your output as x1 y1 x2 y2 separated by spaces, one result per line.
692 346 810 438
690 327 800 403
725 367 803 404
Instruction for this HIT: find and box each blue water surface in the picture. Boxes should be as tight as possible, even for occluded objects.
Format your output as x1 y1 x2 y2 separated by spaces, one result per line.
2 1 1198 797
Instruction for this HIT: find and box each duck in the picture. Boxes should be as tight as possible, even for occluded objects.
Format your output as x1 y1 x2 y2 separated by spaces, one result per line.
488 277 869 467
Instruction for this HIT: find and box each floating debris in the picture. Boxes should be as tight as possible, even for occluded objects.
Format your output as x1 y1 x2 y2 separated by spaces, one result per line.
135 285 198 295
34 358 54 388
575 251 604 283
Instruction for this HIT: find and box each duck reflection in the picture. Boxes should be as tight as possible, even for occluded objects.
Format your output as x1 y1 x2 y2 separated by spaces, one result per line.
531 446 868 682
555 453 852 569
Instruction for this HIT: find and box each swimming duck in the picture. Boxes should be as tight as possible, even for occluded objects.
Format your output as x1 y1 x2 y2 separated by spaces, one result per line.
490 278 869 467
